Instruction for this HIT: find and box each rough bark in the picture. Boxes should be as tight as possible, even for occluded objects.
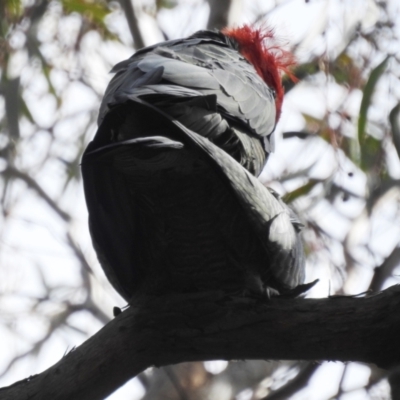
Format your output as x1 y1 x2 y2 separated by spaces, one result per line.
389 366 400 400
1 286 400 400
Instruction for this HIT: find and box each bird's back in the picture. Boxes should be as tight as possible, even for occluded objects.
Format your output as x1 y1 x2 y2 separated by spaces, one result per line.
82 99 306 301
98 31 277 176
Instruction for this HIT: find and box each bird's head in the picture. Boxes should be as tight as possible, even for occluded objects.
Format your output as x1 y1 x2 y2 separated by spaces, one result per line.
222 25 296 121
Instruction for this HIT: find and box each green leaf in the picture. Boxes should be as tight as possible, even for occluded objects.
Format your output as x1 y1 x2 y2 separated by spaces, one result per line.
331 53 351 84
5 0 22 18
62 0 110 21
20 97 34 123
283 60 320 93
1 0 23 36
282 179 321 203
156 0 178 10
349 138 361 166
61 0 114 37
42 63 61 106
358 56 390 145
338 136 362 167
360 135 381 172
389 103 400 161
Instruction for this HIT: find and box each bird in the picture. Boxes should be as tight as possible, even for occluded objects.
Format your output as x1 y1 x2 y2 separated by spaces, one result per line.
82 25 313 302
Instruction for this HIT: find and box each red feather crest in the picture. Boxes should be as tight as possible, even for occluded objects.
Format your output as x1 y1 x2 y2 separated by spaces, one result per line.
222 25 296 120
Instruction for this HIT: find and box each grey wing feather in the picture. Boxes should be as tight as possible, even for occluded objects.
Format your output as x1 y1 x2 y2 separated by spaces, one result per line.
99 32 277 176
137 55 220 90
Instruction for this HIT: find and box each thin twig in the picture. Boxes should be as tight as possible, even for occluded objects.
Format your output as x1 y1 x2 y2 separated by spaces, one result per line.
5 165 71 222
262 362 320 400
118 0 145 49
164 366 190 400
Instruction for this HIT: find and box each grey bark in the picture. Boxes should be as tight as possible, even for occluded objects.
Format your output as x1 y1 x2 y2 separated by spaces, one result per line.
1 286 400 400
206 0 232 30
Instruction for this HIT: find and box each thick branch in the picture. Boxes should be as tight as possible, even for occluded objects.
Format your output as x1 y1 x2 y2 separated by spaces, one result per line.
2 286 400 400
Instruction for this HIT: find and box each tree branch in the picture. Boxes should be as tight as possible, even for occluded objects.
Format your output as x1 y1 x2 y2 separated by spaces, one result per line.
206 0 232 30
369 246 400 292
5 165 71 222
2 286 400 400
263 362 319 400
0 77 21 139
118 0 145 49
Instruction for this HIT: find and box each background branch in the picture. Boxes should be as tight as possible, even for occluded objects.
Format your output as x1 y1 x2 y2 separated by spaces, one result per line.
206 0 232 29
118 0 145 49
262 362 320 400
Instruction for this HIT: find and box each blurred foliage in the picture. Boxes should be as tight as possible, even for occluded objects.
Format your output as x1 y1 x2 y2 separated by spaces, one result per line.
358 56 389 146
282 179 321 204
61 0 116 39
1 0 399 399
330 52 362 87
156 0 178 10
283 60 320 92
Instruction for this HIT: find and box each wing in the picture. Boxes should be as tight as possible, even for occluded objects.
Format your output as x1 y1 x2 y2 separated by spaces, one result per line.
82 98 305 301
97 31 276 176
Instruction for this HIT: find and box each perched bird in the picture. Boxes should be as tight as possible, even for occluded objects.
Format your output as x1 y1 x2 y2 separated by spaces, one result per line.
82 26 311 302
